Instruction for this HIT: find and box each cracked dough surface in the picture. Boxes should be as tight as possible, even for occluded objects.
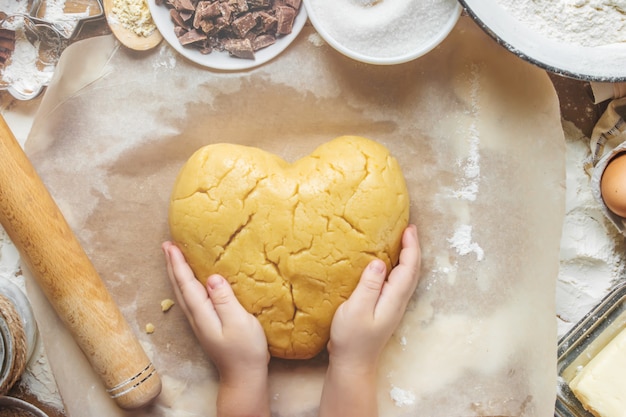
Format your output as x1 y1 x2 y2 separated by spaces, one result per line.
168 135 410 359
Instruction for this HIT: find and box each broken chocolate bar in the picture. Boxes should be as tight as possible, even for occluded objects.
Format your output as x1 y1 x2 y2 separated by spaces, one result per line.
160 0 301 60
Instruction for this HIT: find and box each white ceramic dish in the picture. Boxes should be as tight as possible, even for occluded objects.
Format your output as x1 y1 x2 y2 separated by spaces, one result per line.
303 0 461 65
147 1 307 71
460 0 626 81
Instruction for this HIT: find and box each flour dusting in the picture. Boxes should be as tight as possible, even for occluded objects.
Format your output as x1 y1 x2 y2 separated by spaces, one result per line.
556 120 625 336
454 63 482 201
448 224 485 261
496 0 626 47
389 385 416 407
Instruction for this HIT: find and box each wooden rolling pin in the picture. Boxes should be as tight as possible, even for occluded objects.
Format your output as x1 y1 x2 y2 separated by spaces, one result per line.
0 115 161 409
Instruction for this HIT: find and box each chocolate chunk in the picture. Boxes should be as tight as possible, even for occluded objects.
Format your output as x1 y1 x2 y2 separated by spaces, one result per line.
255 11 277 32
218 2 233 21
248 0 271 8
214 16 231 32
223 38 254 59
198 19 216 34
283 0 301 9
178 29 208 45
0 49 11 64
196 1 221 19
179 10 194 21
173 26 187 37
234 0 248 13
169 9 188 27
232 13 257 37
0 38 15 52
251 33 275 50
0 29 15 41
275 6 296 35
176 0 196 11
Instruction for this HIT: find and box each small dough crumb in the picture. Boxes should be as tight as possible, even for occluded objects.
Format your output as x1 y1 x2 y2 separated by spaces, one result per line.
145 323 155 334
161 298 175 312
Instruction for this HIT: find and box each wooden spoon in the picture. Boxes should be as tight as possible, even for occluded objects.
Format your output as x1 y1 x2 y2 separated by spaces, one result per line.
103 0 163 51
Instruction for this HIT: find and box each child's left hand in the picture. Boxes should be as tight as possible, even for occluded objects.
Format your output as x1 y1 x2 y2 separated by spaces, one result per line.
162 241 270 384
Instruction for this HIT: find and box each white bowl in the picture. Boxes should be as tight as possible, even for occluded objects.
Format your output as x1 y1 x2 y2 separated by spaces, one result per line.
303 0 462 65
148 0 307 71
461 0 626 81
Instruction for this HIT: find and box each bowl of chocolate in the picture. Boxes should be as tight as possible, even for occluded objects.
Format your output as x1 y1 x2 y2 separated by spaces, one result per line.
303 0 462 65
148 0 307 70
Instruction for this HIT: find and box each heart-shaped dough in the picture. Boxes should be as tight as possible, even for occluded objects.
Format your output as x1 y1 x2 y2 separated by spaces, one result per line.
168 136 409 359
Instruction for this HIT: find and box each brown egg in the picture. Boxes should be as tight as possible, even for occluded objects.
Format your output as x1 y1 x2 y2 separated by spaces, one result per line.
601 152 626 217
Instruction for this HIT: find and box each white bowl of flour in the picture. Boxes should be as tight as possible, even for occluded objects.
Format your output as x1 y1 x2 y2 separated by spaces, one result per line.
461 0 626 81
303 0 462 65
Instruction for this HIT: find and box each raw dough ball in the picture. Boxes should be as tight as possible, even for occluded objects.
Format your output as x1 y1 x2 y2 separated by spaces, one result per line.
168 136 410 359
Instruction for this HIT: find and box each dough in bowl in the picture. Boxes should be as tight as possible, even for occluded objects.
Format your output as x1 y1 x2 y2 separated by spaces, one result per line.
168 136 410 359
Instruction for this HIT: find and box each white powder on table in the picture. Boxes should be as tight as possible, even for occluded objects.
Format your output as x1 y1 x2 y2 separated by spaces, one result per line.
496 0 626 47
389 385 416 407
557 120 625 337
307 0 458 58
448 224 485 261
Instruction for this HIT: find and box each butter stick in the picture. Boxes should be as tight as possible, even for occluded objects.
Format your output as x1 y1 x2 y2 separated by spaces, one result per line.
569 326 626 417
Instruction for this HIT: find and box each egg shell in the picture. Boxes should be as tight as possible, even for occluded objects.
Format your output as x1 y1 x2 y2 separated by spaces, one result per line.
601 152 626 218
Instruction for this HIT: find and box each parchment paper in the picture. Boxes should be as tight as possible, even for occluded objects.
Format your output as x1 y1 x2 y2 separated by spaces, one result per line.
23 16 565 417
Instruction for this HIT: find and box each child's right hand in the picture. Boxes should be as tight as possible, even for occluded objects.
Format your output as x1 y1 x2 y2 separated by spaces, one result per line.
327 224 421 374
319 224 420 417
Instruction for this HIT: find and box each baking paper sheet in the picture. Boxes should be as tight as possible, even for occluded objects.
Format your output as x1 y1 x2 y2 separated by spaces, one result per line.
23 16 565 417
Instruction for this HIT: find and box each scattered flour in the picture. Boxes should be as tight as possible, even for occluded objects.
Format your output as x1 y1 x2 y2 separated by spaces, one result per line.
389 385 416 407
496 0 626 47
153 43 178 70
448 63 484 262
453 63 482 202
307 32 325 48
447 224 485 262
556 120 626 337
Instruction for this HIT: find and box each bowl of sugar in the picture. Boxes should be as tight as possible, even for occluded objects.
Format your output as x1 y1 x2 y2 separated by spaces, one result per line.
460 0 626 81
302 0 462 65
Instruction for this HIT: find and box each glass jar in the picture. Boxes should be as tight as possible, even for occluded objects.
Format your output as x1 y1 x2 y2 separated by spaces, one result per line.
0 278 38 393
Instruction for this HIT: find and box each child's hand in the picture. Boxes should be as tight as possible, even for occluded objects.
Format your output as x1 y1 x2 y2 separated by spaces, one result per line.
320 224 420 417
162 242 270 416
328 224 421 373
